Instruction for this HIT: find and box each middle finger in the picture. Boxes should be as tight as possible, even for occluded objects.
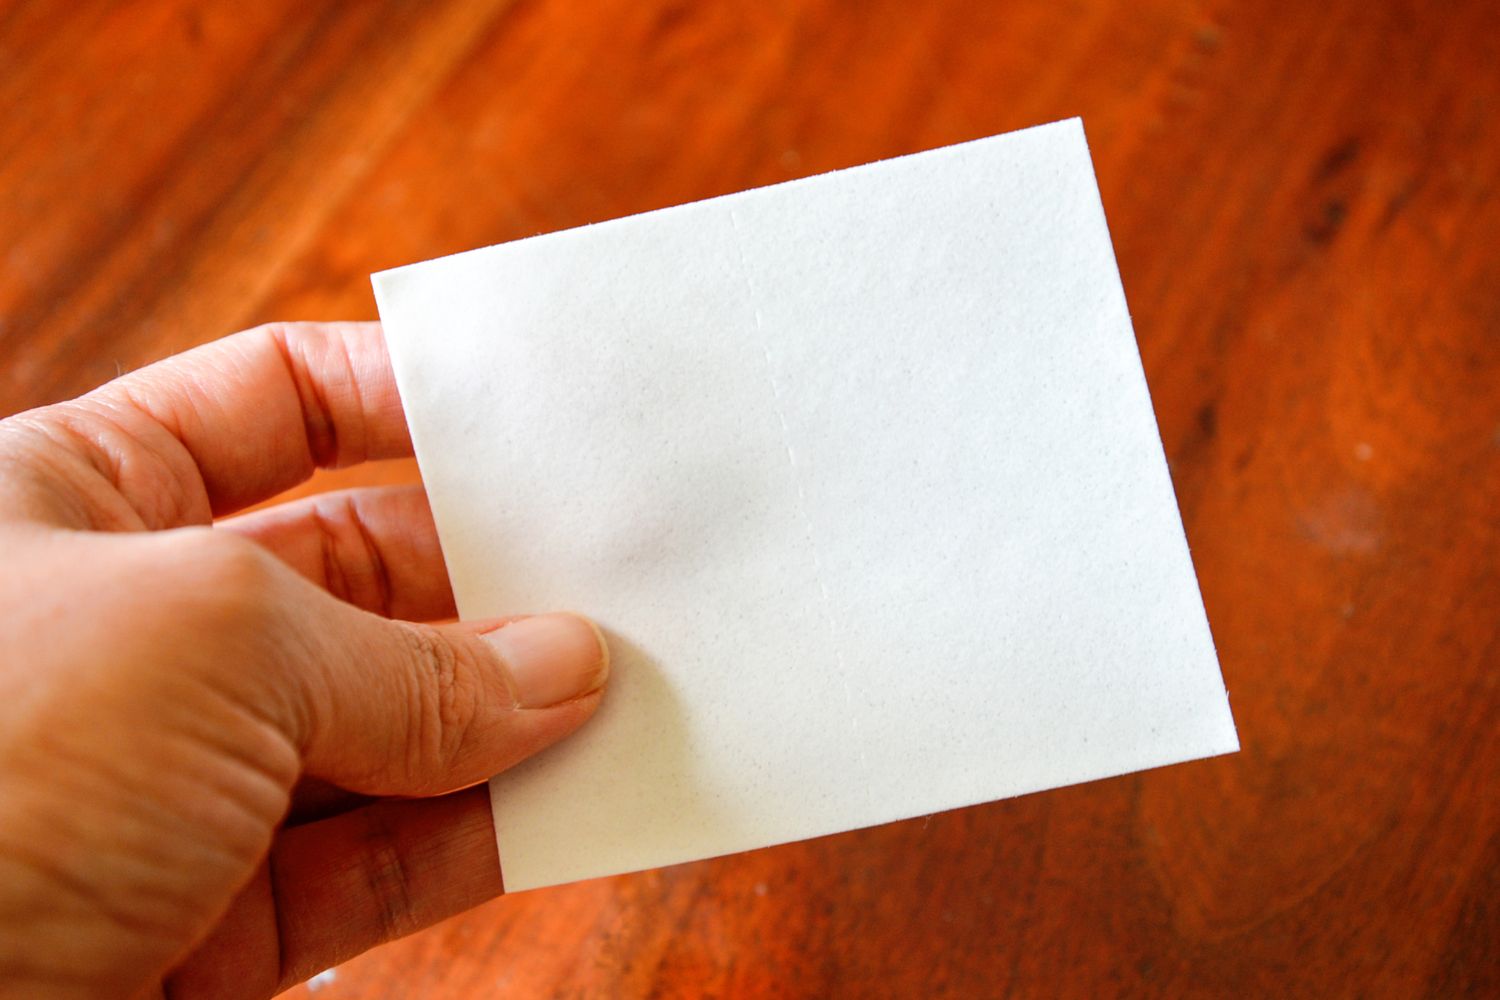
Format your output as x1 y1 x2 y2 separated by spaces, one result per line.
218 484 457 622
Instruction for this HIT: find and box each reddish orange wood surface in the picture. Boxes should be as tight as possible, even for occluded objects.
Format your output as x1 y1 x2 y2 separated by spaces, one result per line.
2 2 1497 996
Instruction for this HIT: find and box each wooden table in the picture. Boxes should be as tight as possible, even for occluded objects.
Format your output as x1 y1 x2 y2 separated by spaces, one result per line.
3 1 1496 996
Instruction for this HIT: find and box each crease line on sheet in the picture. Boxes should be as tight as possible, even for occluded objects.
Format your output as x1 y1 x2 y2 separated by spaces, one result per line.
727 206 873 811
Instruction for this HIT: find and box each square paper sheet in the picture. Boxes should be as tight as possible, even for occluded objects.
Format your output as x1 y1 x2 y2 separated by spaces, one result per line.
373 118 1238 892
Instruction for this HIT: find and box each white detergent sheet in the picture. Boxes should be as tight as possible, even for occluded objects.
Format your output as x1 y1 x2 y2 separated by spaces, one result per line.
373 118 1238 892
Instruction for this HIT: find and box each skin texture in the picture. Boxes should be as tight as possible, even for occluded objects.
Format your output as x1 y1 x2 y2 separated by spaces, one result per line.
0 322 609 998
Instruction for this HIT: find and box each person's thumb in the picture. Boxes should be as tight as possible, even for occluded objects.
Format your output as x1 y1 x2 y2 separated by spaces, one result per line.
285 598 610 797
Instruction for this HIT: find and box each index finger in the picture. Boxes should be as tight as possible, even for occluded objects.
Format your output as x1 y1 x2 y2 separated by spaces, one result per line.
83 321 410 520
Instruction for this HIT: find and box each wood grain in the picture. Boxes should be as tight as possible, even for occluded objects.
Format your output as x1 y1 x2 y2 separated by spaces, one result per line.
2 1 1496 996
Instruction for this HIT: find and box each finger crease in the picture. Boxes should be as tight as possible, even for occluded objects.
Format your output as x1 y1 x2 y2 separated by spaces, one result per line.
268 325 341 470
360 808 416 942
311 504 355 608
347 498 395 619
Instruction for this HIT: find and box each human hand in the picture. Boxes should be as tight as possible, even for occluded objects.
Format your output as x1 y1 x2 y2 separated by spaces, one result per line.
0 322 609 998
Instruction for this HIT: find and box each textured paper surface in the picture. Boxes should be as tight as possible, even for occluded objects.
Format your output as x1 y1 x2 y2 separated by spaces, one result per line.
373 118 1238 893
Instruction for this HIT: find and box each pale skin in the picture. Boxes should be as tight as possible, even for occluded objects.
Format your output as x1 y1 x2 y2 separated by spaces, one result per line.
0 322 610 998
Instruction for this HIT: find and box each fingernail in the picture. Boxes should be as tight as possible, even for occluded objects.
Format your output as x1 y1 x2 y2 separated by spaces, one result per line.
481 613 609 709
